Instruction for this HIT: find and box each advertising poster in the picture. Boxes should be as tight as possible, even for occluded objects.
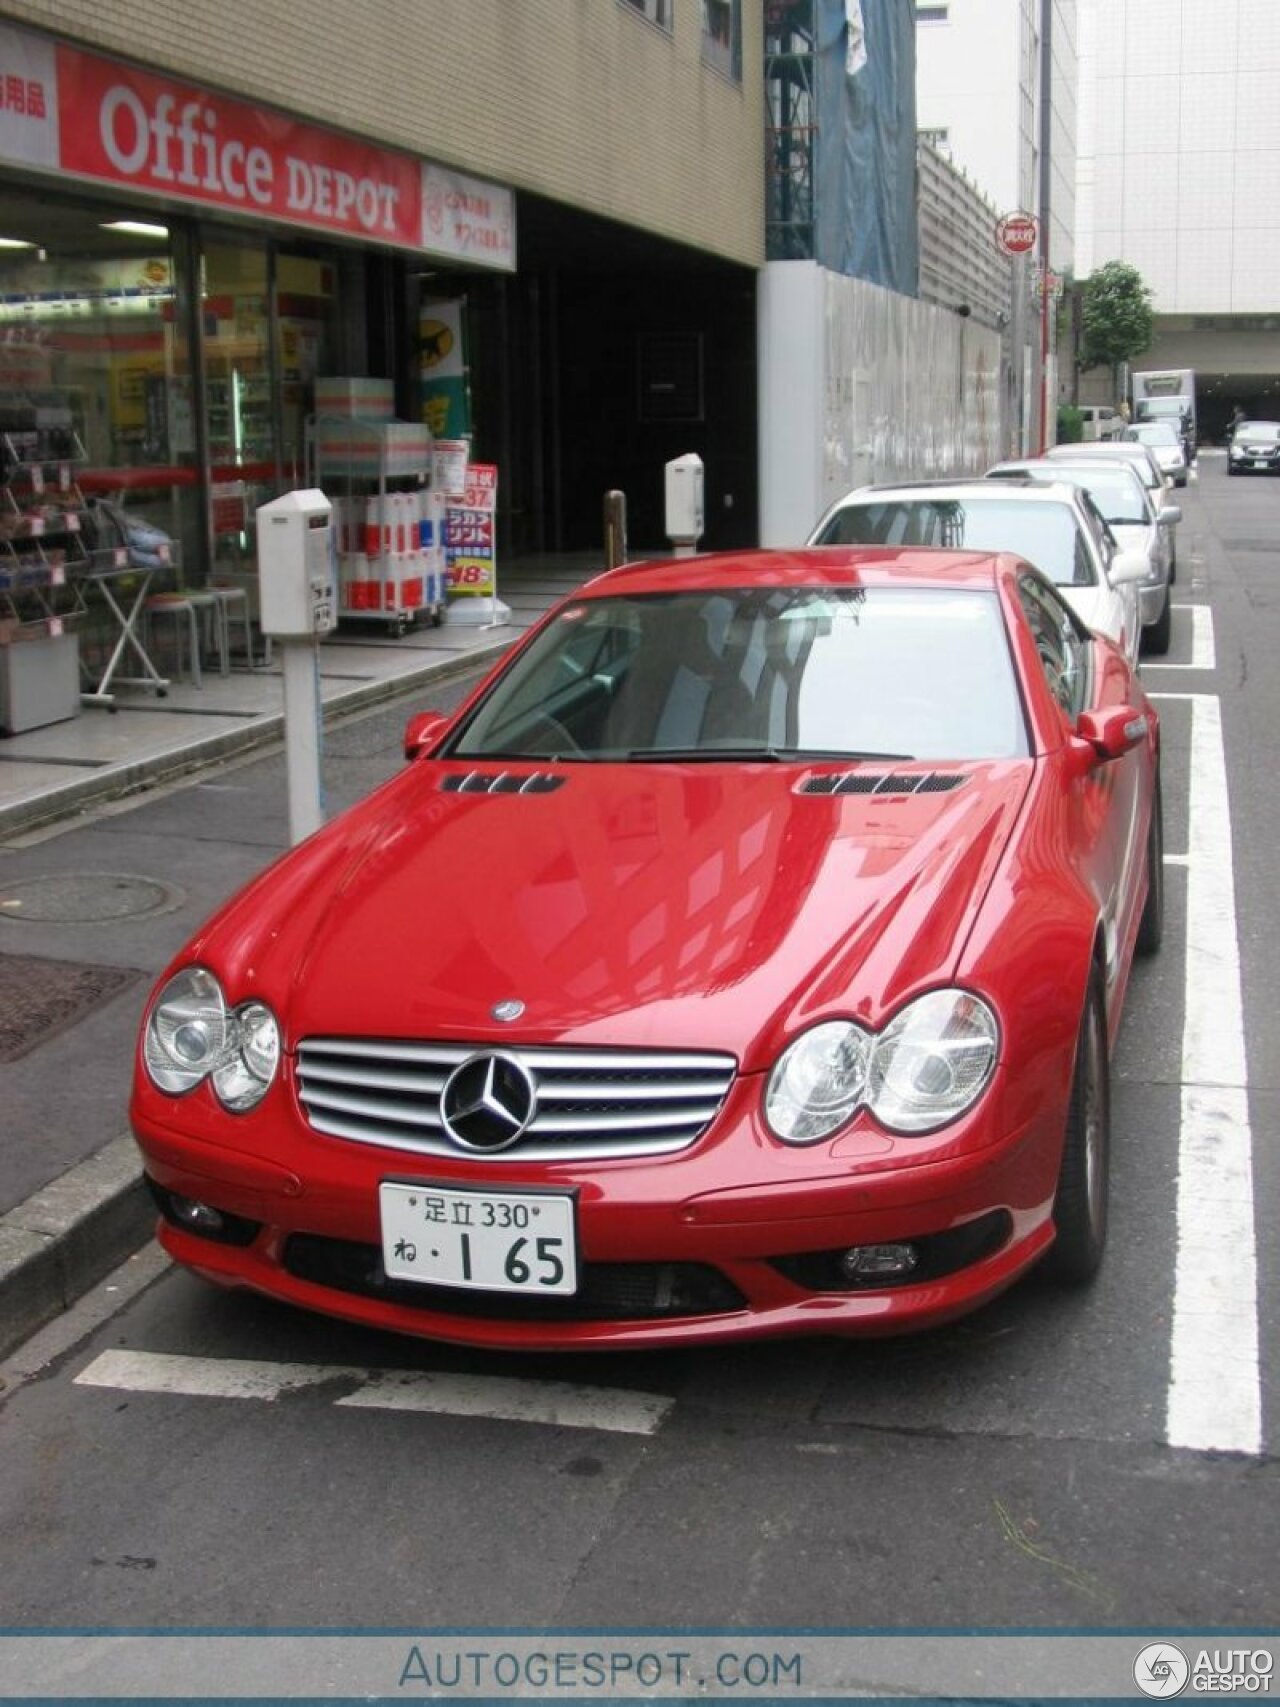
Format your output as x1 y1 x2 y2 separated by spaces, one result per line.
419 297 471 439
444 463 497 599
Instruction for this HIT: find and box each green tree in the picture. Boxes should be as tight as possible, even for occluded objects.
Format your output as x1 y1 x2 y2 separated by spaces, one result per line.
1078 260 1155 375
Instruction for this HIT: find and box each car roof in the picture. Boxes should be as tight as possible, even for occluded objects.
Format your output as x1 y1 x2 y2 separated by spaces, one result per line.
824 477 1081 505
588 547 1017 599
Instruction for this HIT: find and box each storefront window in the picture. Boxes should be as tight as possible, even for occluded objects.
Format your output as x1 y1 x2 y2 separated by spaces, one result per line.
202 239 276 566
0 188 201 601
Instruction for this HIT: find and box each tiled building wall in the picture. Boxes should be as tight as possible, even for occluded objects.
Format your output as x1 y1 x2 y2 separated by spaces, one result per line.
0 0 765 266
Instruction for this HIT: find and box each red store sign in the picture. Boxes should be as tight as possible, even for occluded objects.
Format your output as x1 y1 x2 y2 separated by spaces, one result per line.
0 19 514 265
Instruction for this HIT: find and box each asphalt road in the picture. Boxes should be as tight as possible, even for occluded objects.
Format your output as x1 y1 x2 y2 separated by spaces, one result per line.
1 455 1276 1639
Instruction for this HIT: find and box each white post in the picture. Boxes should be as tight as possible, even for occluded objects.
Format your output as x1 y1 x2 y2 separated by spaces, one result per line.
280 638 324 845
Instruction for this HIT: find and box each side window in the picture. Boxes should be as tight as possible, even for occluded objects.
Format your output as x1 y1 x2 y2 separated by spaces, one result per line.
1017 574 1089 720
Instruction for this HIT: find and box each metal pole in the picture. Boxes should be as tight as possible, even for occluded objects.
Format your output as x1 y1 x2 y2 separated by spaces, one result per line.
1037 0 1054 453
281 638 324 845
603 490 628 569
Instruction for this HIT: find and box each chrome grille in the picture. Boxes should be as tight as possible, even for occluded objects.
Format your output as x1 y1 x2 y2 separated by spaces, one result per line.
295 1039 737 1162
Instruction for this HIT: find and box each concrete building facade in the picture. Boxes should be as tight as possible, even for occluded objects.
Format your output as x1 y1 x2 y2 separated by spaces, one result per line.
1074 0 1280 429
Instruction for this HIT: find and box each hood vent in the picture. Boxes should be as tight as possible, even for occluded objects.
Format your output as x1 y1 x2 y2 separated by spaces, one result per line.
800 771 968 797
442 771 566 796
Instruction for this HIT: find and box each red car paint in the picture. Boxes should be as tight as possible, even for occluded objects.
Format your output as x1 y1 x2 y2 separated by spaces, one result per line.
130 549 1159 1348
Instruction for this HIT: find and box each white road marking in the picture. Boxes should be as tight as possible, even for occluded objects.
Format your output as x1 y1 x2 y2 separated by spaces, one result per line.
74 1349 672 1436
76 1349 353 1402
1149 686 1261 1456
1145 604 1215 670
337 1370 673 1434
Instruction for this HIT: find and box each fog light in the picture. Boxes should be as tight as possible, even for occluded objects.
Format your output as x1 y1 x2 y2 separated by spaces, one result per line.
840 1242 920 1280
169 1194 224 1234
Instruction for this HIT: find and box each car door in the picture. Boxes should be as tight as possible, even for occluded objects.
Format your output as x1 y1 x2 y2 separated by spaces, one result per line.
1017 573 1141 997
1076 492 1140 666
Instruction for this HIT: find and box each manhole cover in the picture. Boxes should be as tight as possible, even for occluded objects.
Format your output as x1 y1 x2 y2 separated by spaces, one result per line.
0 952 143 1062
0 873 185 925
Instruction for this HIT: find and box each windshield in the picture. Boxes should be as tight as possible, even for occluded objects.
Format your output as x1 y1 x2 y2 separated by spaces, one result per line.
1129 422 1180 447
1238 422 1280 440
998 464 1149 525
449 587 1029 764
1137 398 1187 418
813 497 1094 587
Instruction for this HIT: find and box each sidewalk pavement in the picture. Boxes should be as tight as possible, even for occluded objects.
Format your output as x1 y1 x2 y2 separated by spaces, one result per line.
0 552 602 1357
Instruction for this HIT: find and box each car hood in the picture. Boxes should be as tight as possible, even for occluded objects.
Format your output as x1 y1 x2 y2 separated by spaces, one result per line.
192 761 1031 1071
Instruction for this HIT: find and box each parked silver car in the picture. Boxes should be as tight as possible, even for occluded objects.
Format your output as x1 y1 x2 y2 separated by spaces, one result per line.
1045 440 1179 574
988 457 1178 655
1124 421 1188 487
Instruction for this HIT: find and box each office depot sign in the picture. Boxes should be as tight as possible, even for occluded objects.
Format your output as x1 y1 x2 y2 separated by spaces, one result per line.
0 20 514 266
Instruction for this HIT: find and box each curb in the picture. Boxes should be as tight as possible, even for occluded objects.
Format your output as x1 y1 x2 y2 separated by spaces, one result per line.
0 1139 153 1360
0 639 512 841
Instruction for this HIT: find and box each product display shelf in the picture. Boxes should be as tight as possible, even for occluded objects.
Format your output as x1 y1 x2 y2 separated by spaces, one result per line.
0 393 92 731
308 413 445 636
0 407 93 640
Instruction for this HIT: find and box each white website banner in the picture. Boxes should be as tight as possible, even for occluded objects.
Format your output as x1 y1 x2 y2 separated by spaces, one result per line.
0 1631 1275 1699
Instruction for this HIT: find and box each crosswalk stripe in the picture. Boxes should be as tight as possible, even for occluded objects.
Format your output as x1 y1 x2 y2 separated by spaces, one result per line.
74 1348 673 1436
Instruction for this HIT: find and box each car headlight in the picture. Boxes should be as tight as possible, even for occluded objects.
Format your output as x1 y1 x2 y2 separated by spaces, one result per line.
766 1020 871 1142
144 966 280 1111
866 989 999 1132
766 991 998 1143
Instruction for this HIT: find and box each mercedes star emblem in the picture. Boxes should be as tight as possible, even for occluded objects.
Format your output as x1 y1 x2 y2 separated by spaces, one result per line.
440 1051 537 1152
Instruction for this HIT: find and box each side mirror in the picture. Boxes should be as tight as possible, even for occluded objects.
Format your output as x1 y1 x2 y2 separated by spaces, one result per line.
1067 705 1150 775
1108 549 1150 587
403 709 451 761
1158 503 1182 525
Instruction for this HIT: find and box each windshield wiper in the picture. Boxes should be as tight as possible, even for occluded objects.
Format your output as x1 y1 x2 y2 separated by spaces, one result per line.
623 745 916 763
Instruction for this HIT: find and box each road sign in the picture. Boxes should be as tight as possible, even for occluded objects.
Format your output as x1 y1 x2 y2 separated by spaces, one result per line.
995 211 1039 256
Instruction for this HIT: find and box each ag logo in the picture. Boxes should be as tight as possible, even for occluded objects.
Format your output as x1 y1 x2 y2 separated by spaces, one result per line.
419 319 454 369
1135 1644 1190 1698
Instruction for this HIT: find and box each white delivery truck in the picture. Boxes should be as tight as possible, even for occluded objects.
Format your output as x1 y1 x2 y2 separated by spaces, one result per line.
1132 369 1197 461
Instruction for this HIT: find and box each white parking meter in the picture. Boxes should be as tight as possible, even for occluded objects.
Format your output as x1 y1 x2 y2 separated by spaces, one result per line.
258 489 336 638
256 489 336 845
664 453 704 558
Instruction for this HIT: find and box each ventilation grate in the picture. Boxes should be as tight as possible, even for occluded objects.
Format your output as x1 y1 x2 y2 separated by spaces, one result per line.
441 771 566 795
799 772 968 797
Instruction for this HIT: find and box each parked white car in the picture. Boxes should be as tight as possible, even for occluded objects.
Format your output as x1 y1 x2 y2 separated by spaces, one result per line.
1078 405 1123 442
987 457 1178 655
1044 440 1180 574
1123 421 1188 487
806 478 1148 667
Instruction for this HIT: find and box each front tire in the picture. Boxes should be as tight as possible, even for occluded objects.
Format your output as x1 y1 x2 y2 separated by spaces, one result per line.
1041 976 1109 1286
1142 590 1173 656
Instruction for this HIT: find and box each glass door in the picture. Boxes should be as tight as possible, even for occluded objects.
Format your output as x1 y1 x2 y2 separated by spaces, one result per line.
201 239 278 567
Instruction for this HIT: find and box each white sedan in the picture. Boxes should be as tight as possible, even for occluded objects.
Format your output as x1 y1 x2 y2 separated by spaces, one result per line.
987 457 1178 655
806 478 1149 667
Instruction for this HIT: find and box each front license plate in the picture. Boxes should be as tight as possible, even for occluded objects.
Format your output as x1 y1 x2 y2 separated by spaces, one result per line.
1254 460 1269 470
379 1182 578 1295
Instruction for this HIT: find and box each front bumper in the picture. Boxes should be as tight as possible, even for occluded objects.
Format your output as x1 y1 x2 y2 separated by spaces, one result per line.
131 1066 1064 1350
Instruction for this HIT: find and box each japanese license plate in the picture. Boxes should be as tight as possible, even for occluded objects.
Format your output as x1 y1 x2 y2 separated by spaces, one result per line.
379 1181 578 1295
1253 460 1269 470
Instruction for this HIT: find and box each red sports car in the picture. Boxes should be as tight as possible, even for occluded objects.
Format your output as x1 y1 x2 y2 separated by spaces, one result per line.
131 548 1162 1349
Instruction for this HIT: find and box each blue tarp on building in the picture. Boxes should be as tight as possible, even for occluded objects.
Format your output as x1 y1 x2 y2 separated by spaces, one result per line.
814 0 919 294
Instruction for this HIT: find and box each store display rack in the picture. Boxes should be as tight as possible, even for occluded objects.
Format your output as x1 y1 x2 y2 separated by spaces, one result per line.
308 413 445 636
